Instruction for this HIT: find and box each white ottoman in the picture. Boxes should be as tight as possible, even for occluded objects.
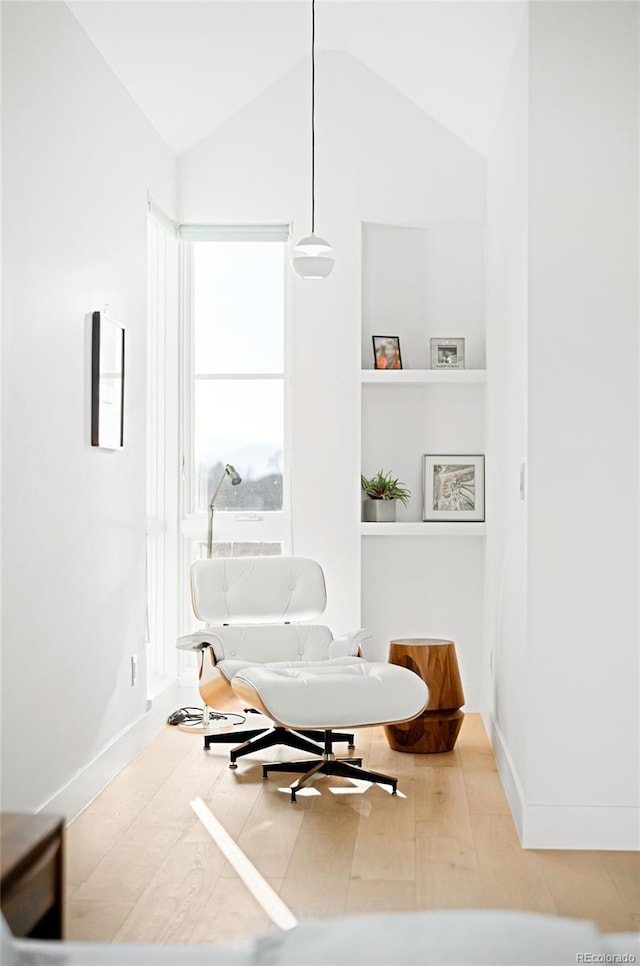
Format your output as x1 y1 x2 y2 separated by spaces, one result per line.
231 659 428 801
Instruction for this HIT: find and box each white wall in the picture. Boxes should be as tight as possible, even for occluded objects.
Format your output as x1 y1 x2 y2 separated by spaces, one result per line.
1 1 176 811
485 6 530 827
526 0 639 848
179 52 486 695
486 1 639 849
361 223 486 371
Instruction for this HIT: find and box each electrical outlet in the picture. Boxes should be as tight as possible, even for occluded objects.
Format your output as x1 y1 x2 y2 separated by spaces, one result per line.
130 655 138 686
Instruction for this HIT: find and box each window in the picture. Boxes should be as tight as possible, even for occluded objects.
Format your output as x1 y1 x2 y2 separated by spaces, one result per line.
181 228 291 573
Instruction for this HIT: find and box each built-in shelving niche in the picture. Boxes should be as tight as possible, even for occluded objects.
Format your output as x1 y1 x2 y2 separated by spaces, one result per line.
359 222 487 701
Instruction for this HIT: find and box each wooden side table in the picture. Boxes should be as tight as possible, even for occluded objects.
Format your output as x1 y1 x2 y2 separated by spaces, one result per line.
384 638 465 753
1 813 65 939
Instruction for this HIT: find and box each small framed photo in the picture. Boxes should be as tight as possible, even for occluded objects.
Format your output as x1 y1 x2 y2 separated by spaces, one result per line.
372 336 403 370
430 337 465 369
423 455 485 522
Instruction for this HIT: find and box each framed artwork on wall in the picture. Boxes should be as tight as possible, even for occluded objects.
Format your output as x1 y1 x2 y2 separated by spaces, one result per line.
423 455 485 522
372 336 403 370
91 310 125 449
430 337 465 369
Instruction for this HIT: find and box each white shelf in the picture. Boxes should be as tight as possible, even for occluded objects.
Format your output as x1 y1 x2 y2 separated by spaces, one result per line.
361 368 486 385
361 522 486 537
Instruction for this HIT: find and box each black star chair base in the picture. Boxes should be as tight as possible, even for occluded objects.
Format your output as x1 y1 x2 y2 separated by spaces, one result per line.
261 730 402 803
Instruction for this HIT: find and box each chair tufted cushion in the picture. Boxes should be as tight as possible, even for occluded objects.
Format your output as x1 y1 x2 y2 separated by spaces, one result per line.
178 625 370 663
218 655 363 685
190 557 327 625
202 624 336 664
231 659 429 730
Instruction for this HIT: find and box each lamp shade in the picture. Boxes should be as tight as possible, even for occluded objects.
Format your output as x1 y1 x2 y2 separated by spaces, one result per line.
292 255 335 279
294 233 333 255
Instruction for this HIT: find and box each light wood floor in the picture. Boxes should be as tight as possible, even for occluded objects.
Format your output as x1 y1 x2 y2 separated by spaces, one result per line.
65 714 639 947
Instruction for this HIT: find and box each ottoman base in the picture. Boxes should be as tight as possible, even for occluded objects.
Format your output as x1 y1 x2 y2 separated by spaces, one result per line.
226 725 355 767
262 731 398 802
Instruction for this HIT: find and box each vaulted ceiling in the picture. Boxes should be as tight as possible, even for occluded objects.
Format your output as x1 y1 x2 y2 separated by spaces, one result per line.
67 0 526 157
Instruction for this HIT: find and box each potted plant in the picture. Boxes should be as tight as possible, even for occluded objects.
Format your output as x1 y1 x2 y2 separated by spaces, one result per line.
361 469 411 522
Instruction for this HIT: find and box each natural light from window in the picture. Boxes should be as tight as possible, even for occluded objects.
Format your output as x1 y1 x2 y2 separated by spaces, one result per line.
192 240 286 514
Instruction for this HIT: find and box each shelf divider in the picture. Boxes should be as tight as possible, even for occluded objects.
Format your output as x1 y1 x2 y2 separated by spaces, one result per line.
361 522 486 536
361 369 486 384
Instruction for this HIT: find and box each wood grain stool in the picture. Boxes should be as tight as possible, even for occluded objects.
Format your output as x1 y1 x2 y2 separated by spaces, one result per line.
384 638 465 753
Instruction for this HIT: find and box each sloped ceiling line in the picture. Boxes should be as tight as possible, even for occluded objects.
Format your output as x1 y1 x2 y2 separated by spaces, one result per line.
67 1 526 157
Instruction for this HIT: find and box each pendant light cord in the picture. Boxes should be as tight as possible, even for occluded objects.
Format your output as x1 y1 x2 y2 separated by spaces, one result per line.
311 0 316 234
292 0 333 277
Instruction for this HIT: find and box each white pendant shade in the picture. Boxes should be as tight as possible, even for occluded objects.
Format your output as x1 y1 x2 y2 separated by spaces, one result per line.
292 254 335 279
294 233 333 255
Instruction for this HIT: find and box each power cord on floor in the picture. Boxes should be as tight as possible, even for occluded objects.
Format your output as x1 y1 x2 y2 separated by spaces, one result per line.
166 706 247 728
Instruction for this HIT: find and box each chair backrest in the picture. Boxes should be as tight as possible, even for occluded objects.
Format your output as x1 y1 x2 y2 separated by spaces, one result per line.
190 556 327 626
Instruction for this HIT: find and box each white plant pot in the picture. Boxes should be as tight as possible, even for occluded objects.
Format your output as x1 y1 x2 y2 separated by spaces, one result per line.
363 498 397 522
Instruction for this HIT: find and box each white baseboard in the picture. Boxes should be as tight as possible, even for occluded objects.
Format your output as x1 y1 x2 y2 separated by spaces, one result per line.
521 803 640 850
40 682 194 822
483 711 525 842
484 711 640 851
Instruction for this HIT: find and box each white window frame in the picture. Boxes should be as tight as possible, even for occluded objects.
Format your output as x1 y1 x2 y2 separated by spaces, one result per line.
177 226 293 641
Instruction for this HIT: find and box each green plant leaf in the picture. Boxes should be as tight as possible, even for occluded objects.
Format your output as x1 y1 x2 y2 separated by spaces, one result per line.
361 469 411 505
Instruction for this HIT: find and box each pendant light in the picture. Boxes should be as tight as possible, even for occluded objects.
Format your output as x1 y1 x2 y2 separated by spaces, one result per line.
292 0 334 279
